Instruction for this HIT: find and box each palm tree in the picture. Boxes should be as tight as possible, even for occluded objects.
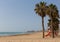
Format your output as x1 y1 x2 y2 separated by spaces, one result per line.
34 1 47 38
46 4 59 18
46 4 59 38
53 18 59 34
48 18 59 36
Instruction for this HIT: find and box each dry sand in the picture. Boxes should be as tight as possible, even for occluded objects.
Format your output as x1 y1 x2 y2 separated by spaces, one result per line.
0 32 60 42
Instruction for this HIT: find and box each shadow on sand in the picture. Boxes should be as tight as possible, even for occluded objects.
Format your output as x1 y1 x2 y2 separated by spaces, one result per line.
56 35 60 38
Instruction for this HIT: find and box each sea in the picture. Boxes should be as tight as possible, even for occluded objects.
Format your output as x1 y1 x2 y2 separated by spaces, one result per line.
0 32 24 36
0 32 35 36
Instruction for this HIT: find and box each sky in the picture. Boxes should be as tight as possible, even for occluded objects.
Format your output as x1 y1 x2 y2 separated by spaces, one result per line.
0 0 60 32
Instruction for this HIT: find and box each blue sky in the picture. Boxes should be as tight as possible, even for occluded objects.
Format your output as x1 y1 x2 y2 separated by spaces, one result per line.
0 0 60 32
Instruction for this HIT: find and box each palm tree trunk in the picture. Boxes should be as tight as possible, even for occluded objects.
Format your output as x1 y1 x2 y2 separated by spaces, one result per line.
51 18 54 38
42 17 45 38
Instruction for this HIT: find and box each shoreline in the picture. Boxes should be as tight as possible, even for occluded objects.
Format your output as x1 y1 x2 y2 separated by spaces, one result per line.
0 32 60 42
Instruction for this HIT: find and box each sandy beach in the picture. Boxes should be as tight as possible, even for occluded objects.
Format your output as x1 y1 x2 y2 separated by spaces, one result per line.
0 32 60 42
